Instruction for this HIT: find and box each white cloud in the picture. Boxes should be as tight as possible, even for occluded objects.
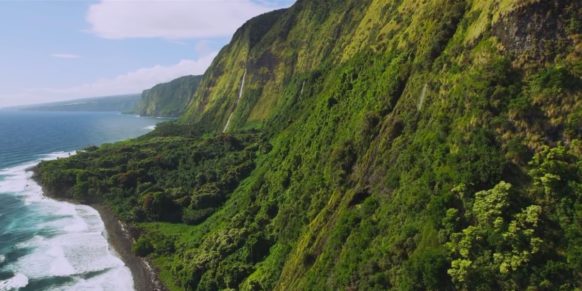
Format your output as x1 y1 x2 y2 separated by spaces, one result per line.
87 0 281 39
51 53 81 59
48 53 216 95
0 52 217 107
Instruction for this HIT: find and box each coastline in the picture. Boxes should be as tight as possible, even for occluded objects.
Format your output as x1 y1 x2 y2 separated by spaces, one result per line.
30 166 165 291
93 205 165 291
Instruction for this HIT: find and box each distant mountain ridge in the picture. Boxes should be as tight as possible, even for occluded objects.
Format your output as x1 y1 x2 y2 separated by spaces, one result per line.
134 75 202 117
19 74 204 118
21 94 140 112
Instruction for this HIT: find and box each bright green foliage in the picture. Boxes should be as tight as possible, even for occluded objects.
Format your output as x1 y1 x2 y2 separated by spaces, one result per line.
135 75 202 117
35 0 582 290
447 182 543 289
473 182 512 227
447 142 581 290
529 142 582 283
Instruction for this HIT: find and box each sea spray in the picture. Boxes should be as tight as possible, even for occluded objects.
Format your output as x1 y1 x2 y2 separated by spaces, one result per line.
0 153 134 291
0 273 28 291
0 111 162 290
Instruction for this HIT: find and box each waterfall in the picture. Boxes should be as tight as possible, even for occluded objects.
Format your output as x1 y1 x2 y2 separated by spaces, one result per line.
223 114 234 133
417 83 427 112
238 69 247 101
300 81 306 97
223 69 247 133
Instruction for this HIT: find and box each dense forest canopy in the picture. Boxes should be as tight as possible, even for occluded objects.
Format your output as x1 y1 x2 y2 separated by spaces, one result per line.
37 0 581 290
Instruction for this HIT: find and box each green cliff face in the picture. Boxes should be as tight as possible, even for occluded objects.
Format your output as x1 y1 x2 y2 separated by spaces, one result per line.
38 0 581 290
135 75 203 117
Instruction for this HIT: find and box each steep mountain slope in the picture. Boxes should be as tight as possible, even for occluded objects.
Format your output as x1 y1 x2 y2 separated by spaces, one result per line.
37 0 581 290
135 75 202 117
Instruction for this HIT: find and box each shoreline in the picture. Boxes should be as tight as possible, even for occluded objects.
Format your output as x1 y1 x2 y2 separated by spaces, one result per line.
30 166 165 291
93 204 165 291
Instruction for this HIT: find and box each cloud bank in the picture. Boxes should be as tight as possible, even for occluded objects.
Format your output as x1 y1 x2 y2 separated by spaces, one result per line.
0 0 294 107
49 53 216 96
1 53 216 107
87 0 279 39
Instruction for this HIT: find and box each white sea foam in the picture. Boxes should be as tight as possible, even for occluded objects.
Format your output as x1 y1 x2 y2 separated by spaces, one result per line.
0 162 36 196
0 273 28 291
144 125 156 130
39 151 75 160
59 264 134 291
15 235 45 249
0 255 5 264
0 151 74 204
0 152 135 291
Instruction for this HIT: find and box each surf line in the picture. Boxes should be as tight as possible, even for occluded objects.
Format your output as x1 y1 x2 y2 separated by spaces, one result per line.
0 152 134 291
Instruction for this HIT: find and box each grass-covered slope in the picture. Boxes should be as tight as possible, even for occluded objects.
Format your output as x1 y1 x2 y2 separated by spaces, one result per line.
37 0 581 290
135 75 203 117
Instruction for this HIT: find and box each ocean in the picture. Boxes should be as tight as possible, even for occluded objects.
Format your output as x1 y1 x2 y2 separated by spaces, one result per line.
0 110 163 291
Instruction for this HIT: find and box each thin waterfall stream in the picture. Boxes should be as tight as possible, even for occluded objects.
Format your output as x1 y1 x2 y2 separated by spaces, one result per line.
223 68 247 133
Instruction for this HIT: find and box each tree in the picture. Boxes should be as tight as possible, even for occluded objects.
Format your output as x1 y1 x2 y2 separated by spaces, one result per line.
447 182 544 289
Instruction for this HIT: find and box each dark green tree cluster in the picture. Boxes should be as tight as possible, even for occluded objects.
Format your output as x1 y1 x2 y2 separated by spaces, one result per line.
36 129 263 225
35 0 582 290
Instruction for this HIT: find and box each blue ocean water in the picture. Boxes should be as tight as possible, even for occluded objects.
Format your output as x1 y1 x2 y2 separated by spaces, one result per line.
0 110 163 291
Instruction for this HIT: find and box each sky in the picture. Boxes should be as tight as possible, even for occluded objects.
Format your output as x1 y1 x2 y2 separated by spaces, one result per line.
0 0 294 108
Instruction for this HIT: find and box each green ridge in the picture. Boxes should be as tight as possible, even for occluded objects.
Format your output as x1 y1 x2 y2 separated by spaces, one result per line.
136 75 203 117
37 0 582 290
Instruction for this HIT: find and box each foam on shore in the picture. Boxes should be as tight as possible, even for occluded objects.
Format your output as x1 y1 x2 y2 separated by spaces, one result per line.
0 152 134 290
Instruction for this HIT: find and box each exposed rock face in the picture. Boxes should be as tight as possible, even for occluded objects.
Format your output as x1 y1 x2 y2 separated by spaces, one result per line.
493 1 581 64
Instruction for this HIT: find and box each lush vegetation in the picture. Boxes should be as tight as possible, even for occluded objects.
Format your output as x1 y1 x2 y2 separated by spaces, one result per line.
36 0 581 290
446 143 582 290
135 75 203 117
37 129 263 225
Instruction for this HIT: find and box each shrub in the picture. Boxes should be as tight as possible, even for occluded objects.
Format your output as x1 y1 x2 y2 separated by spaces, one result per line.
133 237 154 257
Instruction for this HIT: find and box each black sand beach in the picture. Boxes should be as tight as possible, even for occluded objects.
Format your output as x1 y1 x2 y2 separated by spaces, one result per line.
94 205 165 291
32 167 164 291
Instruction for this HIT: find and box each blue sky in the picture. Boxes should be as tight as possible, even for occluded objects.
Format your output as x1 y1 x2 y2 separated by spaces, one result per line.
0 0 294 107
